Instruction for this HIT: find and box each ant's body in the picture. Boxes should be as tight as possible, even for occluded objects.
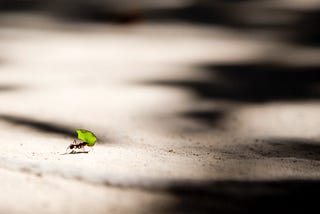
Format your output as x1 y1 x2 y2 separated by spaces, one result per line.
66 140 88 153
65 129 97 154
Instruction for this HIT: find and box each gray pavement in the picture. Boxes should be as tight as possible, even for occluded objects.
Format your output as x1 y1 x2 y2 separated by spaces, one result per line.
1 8 320 213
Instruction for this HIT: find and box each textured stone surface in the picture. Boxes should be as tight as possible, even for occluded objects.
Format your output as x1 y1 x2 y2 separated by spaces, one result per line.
1 6 320 213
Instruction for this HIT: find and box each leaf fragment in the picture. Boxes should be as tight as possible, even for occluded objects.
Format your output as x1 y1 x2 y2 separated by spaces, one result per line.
76 129 97 147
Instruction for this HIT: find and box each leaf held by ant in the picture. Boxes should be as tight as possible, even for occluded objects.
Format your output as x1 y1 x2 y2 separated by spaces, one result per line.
76 129 97 147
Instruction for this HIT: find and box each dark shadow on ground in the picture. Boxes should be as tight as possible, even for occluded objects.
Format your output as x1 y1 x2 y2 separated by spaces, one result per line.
0 114 110 142
0 0 142 23
142 138 320 213
0 85 20 92
147 2 295 29
148 1 320 47
61 151 89 155
289 10 320 47
0 114 76 138
0 1 319 45
217 138 320 161
155 179 320 214
179 110 226 128
0 0 40 11
140 63 320 131
143 63 320 103
147 2 231 26
148 1 287 30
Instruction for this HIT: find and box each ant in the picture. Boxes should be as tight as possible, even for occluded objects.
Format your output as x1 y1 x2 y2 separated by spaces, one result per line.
66 139 90 154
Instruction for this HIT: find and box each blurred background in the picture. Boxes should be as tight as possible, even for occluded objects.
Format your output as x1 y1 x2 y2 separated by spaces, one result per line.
1 0 320 213
1 0 320 138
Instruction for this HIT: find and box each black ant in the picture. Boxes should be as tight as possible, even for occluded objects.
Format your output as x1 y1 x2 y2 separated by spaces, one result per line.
66 139 89 154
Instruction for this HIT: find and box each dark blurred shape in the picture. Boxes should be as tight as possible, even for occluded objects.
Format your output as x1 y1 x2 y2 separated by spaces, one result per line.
144 63 320 103
158 179 320 214
43 0 144 23
147 1 293 28
148 0 320 48
180 110 225 128
0 0 191 23
217 138 320 161
0 0 319 46
0 0 40 11
0 85 21 92
0 114 75 138
290 10 320 46
147 1 228 25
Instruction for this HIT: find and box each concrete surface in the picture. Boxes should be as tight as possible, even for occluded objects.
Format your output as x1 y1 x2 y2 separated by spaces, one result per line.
1 8 320 213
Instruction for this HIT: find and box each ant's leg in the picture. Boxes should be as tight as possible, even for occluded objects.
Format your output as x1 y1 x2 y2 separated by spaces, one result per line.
66 139 78 153
66 145 71 153
81 144 86 152
66 140 76 153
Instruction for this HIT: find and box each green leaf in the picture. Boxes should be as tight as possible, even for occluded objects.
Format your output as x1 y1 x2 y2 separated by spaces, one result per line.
76 129 97 147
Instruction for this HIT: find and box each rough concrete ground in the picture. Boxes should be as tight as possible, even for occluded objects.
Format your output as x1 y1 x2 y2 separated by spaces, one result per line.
1 5 320 213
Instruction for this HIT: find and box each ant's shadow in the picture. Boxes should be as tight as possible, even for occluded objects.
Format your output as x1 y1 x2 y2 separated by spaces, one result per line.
61 151 90 155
